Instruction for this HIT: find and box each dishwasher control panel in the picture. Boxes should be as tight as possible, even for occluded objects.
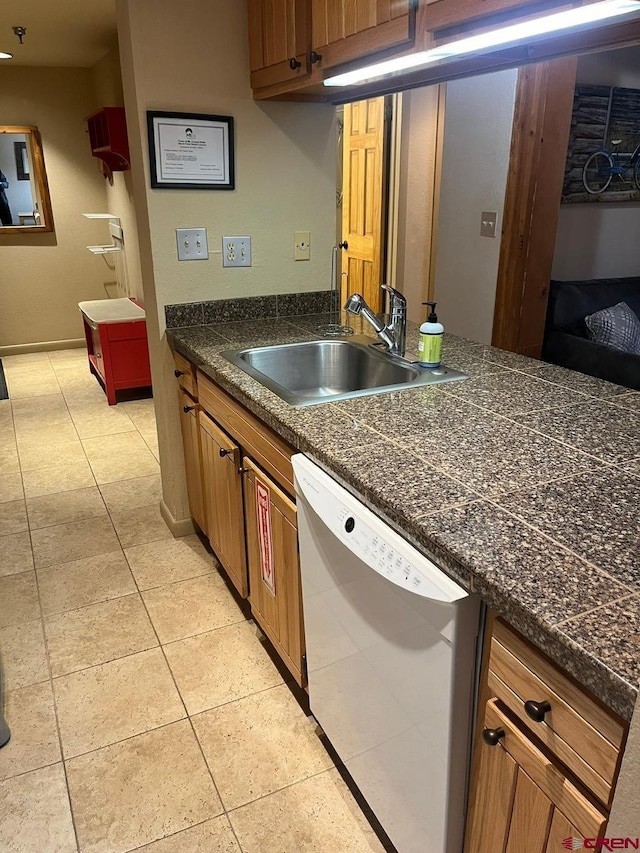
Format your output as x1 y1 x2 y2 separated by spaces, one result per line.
293 454 467 604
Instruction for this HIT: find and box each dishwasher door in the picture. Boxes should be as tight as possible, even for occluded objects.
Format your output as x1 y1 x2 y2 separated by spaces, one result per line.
293 454 480 853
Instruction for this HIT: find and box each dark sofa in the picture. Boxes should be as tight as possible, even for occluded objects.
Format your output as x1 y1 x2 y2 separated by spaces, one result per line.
542 277 640 391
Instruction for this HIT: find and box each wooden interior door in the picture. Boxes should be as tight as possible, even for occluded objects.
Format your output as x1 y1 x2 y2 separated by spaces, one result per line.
243 457 306 686
198 411 249 598
341 96 387 313
464 700 607 852
177 388 206 533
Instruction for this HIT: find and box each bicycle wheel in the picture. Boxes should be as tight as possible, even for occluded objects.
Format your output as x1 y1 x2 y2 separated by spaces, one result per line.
583 151 613 194
634 158 640 191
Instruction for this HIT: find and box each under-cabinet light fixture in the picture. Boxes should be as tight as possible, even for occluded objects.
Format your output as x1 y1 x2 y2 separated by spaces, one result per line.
324 0 640 87
0 52 13 60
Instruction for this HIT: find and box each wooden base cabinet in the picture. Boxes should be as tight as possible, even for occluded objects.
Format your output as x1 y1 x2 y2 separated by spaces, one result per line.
465 700 607 853
177 388 206 533
199 411 249 599
243 458 306 687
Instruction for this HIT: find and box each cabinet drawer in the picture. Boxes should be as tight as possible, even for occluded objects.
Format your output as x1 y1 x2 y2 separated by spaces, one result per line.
197 371 295 496
173 351 197 398
490 620 624 804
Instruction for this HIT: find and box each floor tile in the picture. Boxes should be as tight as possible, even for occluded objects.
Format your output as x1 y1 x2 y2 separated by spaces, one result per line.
54 648 185 758
69 405 137 439
67 720 223 853
0 473 24 504
10 393 67 418
164 621 283 715
45 594 157 677
15 423 80 448
37 550 136 616
111 503 171 548
119 399 157 432
31 516 119 569
0 532 34 577
0 620 49 691
0 447 20 475
48 348 88 365
141 430 160 460
17 439 86 473
99 474 162 513
22 460 95 499
131 817 241 853
1 352 51 368
142 574 245 643
0 501 28 537
88 450 161 485
0 764 76 853
0 572 40 629
26 486 107 530
82 432 150 460
0 682 61 780
125 535 215 590
193 684 332 810
7 375 61 399
229 769 384 853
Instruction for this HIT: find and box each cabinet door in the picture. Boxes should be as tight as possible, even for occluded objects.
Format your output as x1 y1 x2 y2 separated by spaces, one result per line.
243 458 306 686
177 388 206 533
464 700 607 853
199 412 248 598
248 0 310 90
311 0 414 70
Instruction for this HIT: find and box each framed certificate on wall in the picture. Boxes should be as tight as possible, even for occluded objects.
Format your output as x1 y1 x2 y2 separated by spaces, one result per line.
147 111 235 190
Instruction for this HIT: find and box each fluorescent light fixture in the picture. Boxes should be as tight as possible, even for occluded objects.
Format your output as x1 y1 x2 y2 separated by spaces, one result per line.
0 51 13 60
324 0 640 86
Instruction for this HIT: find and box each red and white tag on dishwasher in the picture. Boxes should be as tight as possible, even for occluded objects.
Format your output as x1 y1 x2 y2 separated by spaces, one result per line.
256 480 275 596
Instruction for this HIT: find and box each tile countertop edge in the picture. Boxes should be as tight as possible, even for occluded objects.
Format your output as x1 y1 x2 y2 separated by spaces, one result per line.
167 328 638 721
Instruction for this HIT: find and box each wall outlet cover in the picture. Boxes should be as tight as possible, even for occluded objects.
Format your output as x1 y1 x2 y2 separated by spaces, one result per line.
294 230 311 261
480 212 497 238
176 228 208 261
223 236 252 267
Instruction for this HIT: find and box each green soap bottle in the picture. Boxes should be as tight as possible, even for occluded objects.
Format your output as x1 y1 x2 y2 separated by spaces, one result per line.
418 302 444 368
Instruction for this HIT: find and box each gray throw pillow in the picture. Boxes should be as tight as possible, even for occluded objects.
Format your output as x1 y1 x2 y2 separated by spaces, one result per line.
584 302 640 355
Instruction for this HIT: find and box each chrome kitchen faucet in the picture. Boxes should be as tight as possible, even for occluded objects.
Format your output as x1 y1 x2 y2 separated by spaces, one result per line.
345 283 407 358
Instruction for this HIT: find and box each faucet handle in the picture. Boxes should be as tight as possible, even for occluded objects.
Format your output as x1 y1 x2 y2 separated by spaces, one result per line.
381 284 406 309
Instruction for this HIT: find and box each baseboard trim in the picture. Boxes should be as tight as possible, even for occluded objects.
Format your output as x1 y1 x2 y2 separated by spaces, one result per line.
0 338 86 356
160 500 195 538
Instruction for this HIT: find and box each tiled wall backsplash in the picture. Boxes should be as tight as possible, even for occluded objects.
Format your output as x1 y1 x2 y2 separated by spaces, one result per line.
165 291 339 329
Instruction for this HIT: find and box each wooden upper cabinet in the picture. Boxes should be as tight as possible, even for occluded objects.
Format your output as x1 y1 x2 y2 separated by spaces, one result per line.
422 0 566 37
311 0 415 70
247 0 310 90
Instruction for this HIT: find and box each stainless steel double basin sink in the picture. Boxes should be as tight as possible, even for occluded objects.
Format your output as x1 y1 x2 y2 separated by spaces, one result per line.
221 337 467 407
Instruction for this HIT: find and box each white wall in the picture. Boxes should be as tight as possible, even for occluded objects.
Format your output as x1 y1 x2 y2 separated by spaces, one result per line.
0 134 34 221
433 69 518 344
117 0 336 528
552 45 640 281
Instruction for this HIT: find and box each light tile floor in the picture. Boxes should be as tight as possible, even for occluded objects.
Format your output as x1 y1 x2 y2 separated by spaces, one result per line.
0 349 385 853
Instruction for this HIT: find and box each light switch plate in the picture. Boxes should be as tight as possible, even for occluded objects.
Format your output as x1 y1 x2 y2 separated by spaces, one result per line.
480 212 497 238
223 236 252 267
176 228 208 261
294 230 311 261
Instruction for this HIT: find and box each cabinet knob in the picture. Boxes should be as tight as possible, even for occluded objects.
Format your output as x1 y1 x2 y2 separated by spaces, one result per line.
338 240 348 250
524 700 552 723
482 727 505 747
289 57 302 70
183 405 195 413
310 50 322 64
238 466 250 476
219 448 232 458
174 369 185 378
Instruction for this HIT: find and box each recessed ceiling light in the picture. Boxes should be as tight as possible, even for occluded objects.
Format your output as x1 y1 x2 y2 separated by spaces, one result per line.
324 0 640 86
0 51 13 60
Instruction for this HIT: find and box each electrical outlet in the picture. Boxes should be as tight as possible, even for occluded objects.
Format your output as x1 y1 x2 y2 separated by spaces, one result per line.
176 228 208 261
480 212 497 238
294 230 311 261
222 236 252 267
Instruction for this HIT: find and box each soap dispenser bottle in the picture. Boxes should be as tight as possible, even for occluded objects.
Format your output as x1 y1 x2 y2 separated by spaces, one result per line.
418 302 444 368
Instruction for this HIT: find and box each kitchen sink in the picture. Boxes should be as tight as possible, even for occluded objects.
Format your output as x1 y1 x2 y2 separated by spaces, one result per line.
221 337 467 406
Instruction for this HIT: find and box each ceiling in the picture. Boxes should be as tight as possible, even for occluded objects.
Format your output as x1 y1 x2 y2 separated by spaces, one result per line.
0 0 117 67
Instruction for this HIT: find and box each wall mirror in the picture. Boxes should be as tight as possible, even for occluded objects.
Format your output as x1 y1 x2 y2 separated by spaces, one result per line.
0 126 54 233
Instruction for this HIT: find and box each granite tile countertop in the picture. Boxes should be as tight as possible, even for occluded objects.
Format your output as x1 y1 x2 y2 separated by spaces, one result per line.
167 313 640 721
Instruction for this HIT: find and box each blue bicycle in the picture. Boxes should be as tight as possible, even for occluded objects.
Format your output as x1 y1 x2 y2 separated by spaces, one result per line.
582 139 640 194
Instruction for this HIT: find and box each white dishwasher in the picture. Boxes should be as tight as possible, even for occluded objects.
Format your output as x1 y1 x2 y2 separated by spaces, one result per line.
293 454 481 853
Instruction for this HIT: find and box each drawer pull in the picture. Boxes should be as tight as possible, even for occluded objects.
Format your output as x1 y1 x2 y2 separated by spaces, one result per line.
219 448 233 458
183 405 196 413
482 727 505 746
310 50 322 64
524 699 552 723
289 57 302 70
174 369 185 378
